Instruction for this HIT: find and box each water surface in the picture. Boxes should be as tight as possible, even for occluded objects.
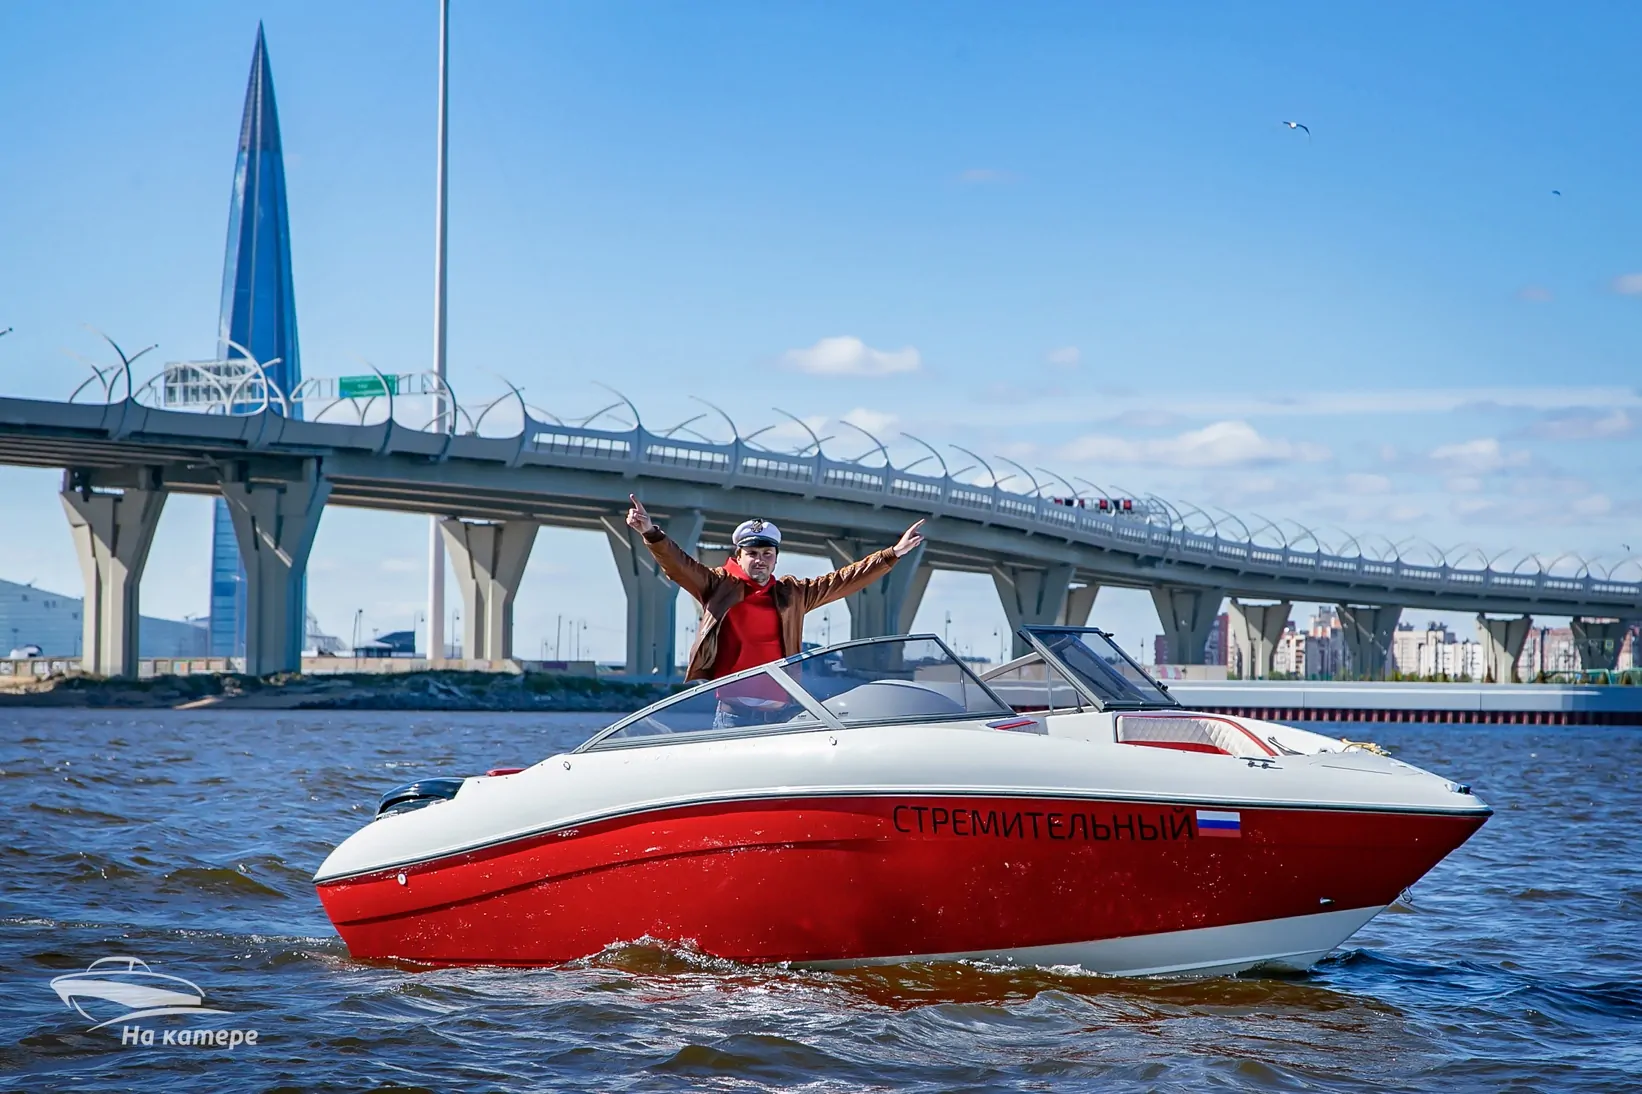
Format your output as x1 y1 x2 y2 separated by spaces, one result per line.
1 711 1637 1092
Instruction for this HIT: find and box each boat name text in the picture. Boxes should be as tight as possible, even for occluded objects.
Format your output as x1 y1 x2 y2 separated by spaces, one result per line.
891 805 1199 842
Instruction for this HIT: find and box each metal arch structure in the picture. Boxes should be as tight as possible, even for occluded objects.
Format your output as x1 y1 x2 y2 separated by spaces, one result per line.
835 419 892 468
993 456 1043 499
901 434 950 480
16 347 1642 621
68 328 156 406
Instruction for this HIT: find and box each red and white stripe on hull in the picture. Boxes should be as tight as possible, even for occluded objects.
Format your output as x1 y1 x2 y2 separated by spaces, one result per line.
317 794 1485 972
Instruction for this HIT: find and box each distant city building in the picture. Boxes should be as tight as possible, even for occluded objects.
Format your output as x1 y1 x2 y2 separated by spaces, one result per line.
1393 623 1453 676
1420 638 1484 680
1203 612 1230 667
1391 621 1484 679
1280 609 1339 677
1272 608 1349 678
208 25 304 657
0 578 208 659
1516 626 1578 678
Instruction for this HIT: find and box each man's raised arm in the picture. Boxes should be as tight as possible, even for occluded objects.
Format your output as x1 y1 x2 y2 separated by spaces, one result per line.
799 519 926 612
626 494 715 601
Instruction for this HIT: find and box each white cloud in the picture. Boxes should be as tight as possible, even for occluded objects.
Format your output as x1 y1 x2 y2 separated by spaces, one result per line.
839 407 898 435
1428 437 1529 474
1532 407 1632 440
782 336 920 377
1571 493 1612 517
1046 346 1081 367
1612 273 1642 295
1386 504 1428 523
1444 475 1484 494
1060 420 1330 468
1343 473 1391 495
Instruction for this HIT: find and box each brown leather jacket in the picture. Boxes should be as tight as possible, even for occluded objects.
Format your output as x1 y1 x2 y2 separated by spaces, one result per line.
641 528 899 680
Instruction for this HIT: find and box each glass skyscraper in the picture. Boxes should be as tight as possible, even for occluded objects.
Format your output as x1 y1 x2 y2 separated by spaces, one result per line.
209 25 304 657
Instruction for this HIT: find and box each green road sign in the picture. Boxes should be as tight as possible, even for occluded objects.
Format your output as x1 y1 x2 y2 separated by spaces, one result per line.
338 375 397 399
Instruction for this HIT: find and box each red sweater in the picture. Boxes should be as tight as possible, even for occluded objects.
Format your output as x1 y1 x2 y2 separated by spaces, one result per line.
711 560 784 678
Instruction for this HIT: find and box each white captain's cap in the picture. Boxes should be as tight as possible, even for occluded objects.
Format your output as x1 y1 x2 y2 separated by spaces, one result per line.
731 518 782 549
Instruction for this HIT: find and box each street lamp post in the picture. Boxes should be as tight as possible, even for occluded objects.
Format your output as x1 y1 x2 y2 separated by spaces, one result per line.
427 0 452 666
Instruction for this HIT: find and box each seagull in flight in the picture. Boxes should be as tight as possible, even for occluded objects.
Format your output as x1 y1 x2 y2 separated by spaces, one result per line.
1283 120 1311 138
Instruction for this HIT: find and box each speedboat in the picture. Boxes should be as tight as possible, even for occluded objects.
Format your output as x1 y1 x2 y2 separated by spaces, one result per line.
314 627 1489 976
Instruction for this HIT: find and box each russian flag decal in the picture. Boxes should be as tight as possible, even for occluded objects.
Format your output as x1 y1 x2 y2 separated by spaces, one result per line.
1196 809 1242 838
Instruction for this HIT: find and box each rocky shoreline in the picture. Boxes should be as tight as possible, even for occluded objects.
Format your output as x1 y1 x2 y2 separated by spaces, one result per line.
0 670 679 712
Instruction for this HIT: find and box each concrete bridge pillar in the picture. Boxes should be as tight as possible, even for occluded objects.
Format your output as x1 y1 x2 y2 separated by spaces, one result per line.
1338 604 1402 680
1477 614 1532 683
825 538 931 641
1061 584 1099 628
604 509 705 677
439 518 539 662
994 563 1075 656
1227 599 1291 679
60 470 167 677
219 461 329 676
696 546 732 570
1571 617 1631 672
1150 585 1224 665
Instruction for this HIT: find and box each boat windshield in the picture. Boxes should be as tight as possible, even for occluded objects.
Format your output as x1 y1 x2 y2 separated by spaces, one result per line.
580 634 1013 750
783 635 1012 726
1019 626 1180 711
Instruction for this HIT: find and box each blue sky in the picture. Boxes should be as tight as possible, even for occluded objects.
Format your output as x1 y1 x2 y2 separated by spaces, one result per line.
1 1 1638 661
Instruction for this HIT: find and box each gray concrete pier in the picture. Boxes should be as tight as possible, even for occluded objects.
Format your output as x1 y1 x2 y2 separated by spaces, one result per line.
59 470 167 677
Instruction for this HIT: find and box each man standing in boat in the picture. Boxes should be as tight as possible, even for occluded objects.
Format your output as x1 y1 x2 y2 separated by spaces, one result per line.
624 495 925 688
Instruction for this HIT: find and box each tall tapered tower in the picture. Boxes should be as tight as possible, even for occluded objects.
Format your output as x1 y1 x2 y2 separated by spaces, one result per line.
208 24 304 658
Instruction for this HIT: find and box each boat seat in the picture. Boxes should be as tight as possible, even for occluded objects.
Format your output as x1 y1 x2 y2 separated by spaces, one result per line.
1115 713 1276 758
821 680 965 722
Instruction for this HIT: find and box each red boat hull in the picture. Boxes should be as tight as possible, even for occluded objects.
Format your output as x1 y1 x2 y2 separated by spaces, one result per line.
316 795 1487 967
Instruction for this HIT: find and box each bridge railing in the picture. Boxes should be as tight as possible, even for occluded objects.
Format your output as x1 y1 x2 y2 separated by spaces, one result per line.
497 415 1642 603
41 343 1642 606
